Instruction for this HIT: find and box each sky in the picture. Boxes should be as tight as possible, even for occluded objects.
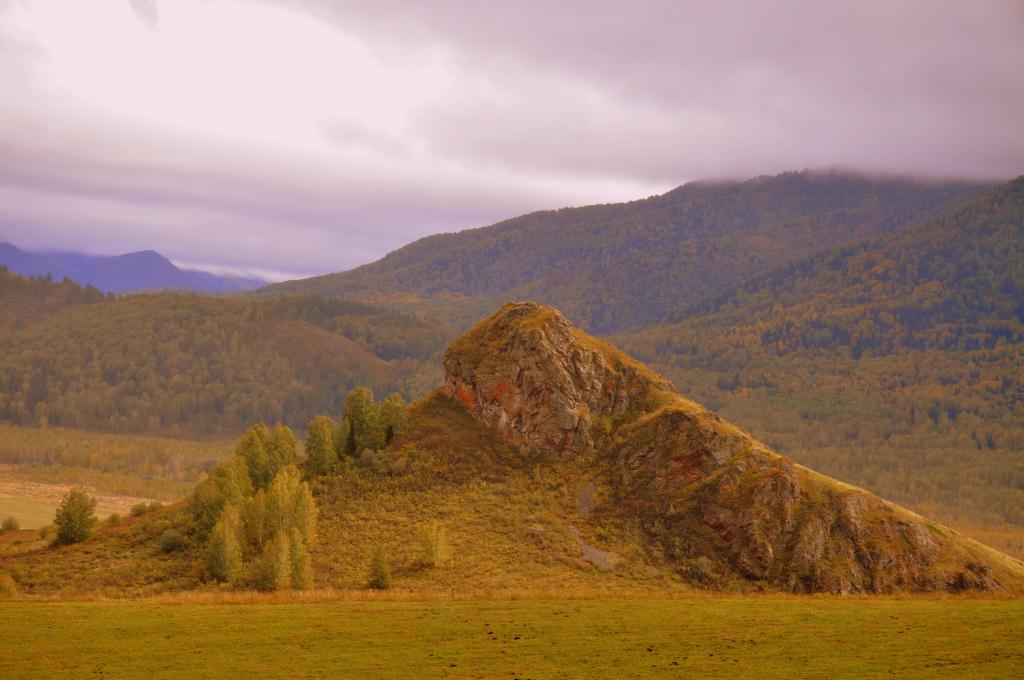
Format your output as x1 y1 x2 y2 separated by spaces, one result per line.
0 1 1022 281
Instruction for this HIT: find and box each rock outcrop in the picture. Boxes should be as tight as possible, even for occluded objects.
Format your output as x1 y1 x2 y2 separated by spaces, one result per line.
444 301 671 456
444 302 1024 594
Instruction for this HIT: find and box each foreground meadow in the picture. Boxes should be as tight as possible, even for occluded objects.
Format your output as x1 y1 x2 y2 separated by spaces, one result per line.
1 595 1022 678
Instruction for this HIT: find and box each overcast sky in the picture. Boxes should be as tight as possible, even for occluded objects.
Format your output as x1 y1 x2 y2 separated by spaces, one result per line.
1 0 1022 280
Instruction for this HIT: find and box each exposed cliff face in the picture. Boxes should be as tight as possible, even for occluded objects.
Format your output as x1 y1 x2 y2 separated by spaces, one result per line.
444 302 1024 594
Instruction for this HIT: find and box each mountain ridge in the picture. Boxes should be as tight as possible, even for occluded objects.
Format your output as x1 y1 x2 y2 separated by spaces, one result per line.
0 242 266 294
257 171 995 333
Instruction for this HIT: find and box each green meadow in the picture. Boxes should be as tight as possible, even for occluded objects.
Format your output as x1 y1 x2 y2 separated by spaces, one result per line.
1 596 1022 679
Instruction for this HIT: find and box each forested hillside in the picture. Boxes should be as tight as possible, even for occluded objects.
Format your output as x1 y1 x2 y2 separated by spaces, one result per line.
0 275 444 434
618 177 1024 552
0 268 108 336
260 172 992 333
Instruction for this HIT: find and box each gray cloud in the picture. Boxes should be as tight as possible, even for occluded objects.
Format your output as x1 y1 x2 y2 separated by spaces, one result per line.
0 0 1021 279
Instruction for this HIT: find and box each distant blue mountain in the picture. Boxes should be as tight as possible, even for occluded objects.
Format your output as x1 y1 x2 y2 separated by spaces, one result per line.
0 242 266 293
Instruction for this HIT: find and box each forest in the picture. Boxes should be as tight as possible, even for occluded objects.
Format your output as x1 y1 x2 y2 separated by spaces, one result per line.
262 172 992 333
0 271 441 434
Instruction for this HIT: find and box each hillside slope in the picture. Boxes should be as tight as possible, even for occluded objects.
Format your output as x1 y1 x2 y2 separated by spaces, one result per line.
0 242 265 293
617 177 1024 543
0 276 445 434
0 268 108 337
260 172 992 333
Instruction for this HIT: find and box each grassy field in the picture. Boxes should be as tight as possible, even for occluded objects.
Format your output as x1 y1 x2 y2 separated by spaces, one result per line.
0 595 1021 678
0 467 158 529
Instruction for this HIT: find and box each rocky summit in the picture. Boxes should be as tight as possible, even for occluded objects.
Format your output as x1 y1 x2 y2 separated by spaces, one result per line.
444 302 1024 594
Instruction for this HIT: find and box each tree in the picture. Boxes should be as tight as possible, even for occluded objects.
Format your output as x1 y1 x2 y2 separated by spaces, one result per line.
205 505 243 583
53 489 97 546
267 425 298 480
305 415 339 475
190 456 253 539
289 528 313 591
378 393 408 445
418 520 450 568
343 387 378 454
255 530 292 591
367 548 391 590
291 479 318 547
264 464 318 546
235 423 272 489
244 489 269 549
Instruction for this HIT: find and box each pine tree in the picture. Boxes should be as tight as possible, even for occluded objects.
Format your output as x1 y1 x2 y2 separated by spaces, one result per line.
305 415 339 475
53 488 97 546
379 393 408 445
343 387 378 453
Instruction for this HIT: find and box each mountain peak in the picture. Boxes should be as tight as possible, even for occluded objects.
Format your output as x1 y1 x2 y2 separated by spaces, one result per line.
442 302 1024 593
444 301 671 456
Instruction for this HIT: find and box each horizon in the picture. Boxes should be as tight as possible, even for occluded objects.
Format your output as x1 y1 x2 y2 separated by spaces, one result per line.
2 166 1012 283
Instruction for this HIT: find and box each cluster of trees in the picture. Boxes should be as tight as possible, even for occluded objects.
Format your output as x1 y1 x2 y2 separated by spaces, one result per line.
192 424 317 590
0 285 431 434
305 388 410 475
0 424 225 497
267 172 989 333
253 295 445 360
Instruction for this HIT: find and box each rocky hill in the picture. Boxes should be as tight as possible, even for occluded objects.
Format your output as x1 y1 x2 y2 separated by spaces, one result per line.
4 302 1022 596
444 302 1024 593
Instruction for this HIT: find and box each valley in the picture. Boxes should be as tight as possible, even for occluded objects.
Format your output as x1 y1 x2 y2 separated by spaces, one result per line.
3 2 1022 675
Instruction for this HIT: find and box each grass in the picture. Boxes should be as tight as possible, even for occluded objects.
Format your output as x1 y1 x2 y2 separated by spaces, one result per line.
0 494 56 530
0 595 1022 678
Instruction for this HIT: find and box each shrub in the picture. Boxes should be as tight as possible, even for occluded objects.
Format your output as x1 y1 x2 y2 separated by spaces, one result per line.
0 571 17 599
130 502 151 517
147 501 164 513
105 513 121 526
53 489 98 546
1 516 18 533
367 548 391 590
38 525 51 540
159 529 186 554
